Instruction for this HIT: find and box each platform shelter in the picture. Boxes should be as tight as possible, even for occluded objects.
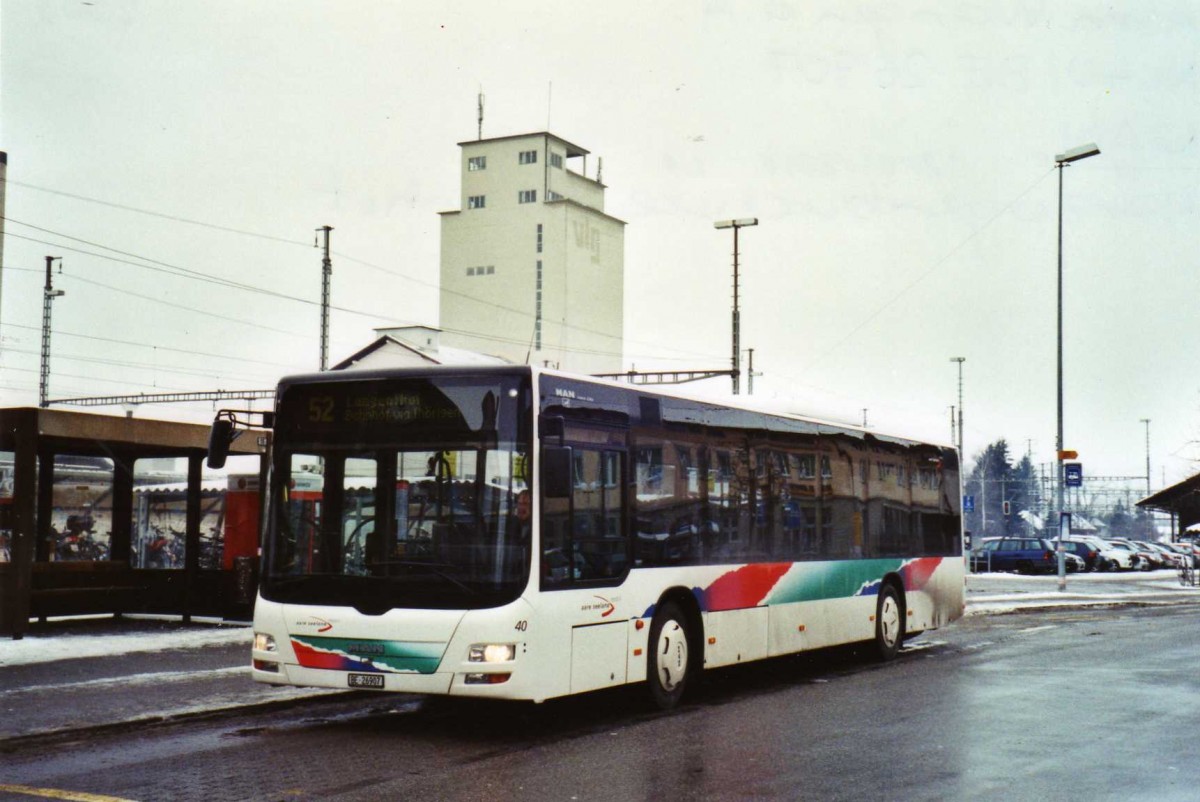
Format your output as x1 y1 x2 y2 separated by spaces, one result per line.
0 407 268 638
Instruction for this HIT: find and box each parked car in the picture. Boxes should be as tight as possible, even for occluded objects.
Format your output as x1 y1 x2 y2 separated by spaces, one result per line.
1153 541 1186 568
1163 542 1199 568
1108 538 1161 570
1057 538 1103 571
1066 536 1132 572
1129 540 1170 569
1094 538 1147 570
970 537 1059 574
1139 541 1185 569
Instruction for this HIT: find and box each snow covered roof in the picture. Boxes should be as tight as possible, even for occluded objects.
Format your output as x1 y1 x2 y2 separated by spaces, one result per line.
1018 510 1044 530
332 331 510 371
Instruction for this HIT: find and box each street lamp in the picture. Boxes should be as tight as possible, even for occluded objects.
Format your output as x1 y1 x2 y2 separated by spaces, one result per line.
1054 142 1100 589
714 218 758 395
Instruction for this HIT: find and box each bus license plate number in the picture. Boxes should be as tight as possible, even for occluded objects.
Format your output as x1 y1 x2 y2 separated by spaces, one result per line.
347 673 384 689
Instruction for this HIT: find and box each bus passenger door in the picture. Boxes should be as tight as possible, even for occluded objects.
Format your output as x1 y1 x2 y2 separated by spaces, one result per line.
541 424 628 588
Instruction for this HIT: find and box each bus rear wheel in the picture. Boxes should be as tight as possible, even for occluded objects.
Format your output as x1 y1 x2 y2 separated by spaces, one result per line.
647 601 691 710
874 583 904 661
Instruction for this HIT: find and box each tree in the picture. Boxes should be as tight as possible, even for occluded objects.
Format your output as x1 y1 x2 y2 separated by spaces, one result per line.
965 439 1021 542
1009 453 1041 534
1107 501 1132 538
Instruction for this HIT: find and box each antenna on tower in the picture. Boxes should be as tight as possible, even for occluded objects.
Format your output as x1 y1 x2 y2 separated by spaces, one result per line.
477 89 485 140
547 81 553 129
597 157 603 184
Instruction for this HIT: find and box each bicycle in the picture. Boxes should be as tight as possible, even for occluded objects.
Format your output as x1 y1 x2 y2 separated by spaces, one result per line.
1179 558 1196 587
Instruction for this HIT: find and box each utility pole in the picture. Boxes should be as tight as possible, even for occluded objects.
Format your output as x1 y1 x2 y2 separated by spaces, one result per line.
862 409 869 428
745 348 762 395
1140 418 1151 495
40 256 64 407
317 226 333 371
713 218 758 395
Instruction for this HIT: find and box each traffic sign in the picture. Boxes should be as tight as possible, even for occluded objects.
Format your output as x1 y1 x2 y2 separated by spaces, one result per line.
1064 462 1083 487
963 495 975 513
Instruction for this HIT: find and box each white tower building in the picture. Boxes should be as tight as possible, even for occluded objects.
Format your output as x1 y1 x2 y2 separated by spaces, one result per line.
439 132 625 374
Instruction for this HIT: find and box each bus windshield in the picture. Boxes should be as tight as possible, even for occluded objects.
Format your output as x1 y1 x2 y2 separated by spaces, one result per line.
261 373 531 613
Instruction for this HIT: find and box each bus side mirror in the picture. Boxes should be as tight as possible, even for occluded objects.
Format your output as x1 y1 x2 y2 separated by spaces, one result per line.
542 446 573 499
207 416 237 469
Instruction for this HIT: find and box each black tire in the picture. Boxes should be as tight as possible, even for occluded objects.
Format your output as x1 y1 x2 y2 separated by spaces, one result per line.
646 601 692 710
874 583 905 662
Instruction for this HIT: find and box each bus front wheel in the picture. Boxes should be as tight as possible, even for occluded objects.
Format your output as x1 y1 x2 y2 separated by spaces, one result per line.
874 583 904 662
647 601 691 710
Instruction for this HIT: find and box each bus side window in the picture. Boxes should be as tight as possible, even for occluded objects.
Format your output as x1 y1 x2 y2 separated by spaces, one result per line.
572 448 625 580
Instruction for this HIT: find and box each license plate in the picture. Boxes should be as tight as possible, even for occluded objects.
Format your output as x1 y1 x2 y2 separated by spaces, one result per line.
347 673 385 689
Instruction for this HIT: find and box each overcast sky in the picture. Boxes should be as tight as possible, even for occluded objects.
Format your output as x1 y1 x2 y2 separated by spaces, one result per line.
2 1 1197 487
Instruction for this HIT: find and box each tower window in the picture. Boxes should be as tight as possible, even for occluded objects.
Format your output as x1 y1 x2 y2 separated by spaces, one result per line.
550 152 563 169
467 195 486 209
519 150 538 165
519 190 537 204
468 156 486 171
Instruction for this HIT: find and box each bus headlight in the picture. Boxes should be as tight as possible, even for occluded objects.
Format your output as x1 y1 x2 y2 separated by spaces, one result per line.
469 643 515 663
254 632 277 652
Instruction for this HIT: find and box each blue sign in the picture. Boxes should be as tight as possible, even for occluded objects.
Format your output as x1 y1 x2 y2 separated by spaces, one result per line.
963 495 975 513
1064 463 1083 488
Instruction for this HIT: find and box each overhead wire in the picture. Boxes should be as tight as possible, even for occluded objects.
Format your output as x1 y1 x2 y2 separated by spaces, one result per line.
4 228 406 325
0 320 311 371
1 345 278 384
2 177 724 363
1 177 312 248
795 167 1057 375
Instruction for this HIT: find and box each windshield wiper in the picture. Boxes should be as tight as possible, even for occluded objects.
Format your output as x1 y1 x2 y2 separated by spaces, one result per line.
373 560 477 595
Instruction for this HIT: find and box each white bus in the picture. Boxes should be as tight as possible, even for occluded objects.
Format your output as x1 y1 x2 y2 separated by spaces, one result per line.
227 366 964 709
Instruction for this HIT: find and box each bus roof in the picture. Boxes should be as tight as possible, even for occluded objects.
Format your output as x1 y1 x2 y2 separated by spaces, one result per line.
273 364 952 452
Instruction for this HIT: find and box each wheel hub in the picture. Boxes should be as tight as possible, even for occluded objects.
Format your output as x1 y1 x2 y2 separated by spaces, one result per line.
656 620 688 691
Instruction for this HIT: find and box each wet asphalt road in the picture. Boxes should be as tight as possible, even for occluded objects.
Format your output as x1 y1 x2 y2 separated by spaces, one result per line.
2 600 1199 801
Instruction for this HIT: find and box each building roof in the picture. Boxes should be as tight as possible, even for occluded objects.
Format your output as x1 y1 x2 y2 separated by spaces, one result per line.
332 334 511 371
457 131 590 158
1138 471 1200 533
545 196 626 225
1137 472 1200 512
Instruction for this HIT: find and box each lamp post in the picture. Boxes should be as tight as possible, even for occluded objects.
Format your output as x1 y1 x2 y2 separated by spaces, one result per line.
1140 418 1151 495
950 357 965 458
1054 142 1100 589
714 218 758 395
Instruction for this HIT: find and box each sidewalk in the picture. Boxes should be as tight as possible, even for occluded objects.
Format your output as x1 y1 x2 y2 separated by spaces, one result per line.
964 567 1200 614
0 617 348 746
2 572 1197 746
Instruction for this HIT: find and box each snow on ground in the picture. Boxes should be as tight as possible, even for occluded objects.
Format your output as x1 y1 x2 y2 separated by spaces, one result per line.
964 569 1199 615
0 616 250 667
